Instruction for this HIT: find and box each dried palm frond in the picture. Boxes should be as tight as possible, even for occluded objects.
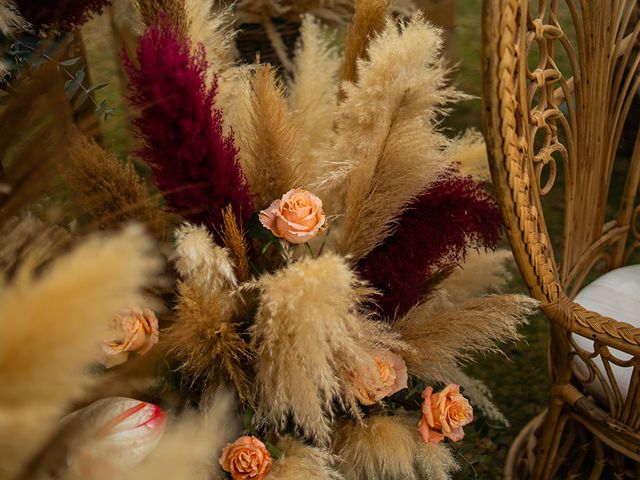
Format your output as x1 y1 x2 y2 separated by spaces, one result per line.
321 13 462 261
394 294 537 381
340 0 390 86
0 226 161 479
251 254 404 445
126 390 239 480
221 206 251 282
64 135 168 240
236 64 299 209
333 415 458 480
166 223 251 403
288 15 340 186
439 249 513 305
268 437 343 480
446 129 491 181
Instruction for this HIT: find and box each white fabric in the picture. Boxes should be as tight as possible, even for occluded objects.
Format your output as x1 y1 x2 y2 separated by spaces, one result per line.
572 264 640 403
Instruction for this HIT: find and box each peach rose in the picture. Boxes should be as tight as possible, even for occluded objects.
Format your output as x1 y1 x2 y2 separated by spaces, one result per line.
101 308 159 368
352 350 408 406
259 188 326 244
418 384 473 443
219 436 272 480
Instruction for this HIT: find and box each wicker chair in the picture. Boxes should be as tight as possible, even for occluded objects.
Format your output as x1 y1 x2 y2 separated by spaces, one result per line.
482 1 640 478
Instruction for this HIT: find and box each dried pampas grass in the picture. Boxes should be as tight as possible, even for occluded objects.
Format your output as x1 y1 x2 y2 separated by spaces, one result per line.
251 254 403 445
221 205 251 282
125 390 239 480
439 249 513 305
136 0 188 32
268 437 343 480
325 14 462 261
166 224 251 403
289 15 340 186
65 135 168 240
0 226 160 479
446 129 491 181
395 294 538 381
333 415 458 480
0 0 29 37
340 0 390 85
237 64 299 208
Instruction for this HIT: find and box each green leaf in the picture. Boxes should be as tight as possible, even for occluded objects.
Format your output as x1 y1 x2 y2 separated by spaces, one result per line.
246 212 277 243
60 56 81 66
64 79 81 100
74 67 85 84
243 406 256 433
86 82 108 95
264 441 283 460
74 90 89 109
95 99 107 114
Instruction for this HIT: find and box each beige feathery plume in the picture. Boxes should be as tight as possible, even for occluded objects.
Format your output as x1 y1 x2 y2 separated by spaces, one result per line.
0 0 29 37
444 366 509 425
439 249 513 305
288 15 340 186
125 391 239 480
268 437 343 480
65 135 168 240
221 206 251 282
252 254 404 445
166 223 252 403
322 14 462 261
136 0 188 32
217 65 253 137
333 415 459 480
0 226 161 479
340 0 390 85
447 129 491 181
237 64 299 209
395 294 538 381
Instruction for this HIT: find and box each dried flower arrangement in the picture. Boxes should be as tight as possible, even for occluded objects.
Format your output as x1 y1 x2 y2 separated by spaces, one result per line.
0 1 538 479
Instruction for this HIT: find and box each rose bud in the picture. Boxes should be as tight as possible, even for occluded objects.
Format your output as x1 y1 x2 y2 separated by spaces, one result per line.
101 307 159 368
259 188 326 244
219 435 272 480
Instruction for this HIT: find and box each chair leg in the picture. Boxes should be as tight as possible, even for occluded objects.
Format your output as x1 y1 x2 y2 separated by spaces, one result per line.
531 396 566 479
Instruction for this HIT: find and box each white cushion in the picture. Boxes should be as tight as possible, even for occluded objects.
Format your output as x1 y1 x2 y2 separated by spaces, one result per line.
572 264 640 403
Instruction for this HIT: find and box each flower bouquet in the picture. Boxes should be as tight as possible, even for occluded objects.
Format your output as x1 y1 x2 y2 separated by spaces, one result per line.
0 1 537 479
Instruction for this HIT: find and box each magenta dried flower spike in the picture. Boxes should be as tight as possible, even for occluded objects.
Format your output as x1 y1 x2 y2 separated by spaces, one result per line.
125 15 253 232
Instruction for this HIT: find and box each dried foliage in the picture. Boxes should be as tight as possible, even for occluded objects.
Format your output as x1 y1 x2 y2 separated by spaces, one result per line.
65 135 168 240
125 391 238 480
268 437 342 480
0 226 160 479
0 0 29 36
333 415 458 480
447 129 491 181
221 205 251 282
135 0 187 32
251 254 404 445
357 168 502 317
166 224 252 403
237 64 299 209
395 294 538 381
126 15 253 230
326 14 461 261
340 0 390 85
289 15 340 186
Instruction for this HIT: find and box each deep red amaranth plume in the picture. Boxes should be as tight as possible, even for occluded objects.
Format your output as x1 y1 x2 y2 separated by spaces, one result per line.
125 15 253 231
15 0 111 30
357 167 502 318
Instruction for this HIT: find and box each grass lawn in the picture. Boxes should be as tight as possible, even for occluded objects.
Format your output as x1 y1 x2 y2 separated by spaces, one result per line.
81 2 553 477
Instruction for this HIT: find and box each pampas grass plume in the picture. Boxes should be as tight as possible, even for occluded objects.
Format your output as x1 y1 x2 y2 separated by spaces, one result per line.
0 225 160 478
0 0 29 37
268 437 343 480
333 415 458 480
447 129 491 181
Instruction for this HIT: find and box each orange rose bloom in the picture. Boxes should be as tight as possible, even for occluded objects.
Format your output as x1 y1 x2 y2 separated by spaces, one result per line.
219 436 272 480
259 188 326 244
418 384 473 443
101 308 159 368
352 350 408 406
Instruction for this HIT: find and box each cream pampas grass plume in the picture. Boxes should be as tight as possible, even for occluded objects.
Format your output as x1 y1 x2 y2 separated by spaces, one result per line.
268 437 343 480
166 224 252 403
237 64 299 209
0 0 29 37
395 294 538 381
65 135 168 240
0 225 160 479
251 254 403 445
325 13 462 261
439 249 513 305
446 129 491 181
333 415 458 480
126 390 238 480
289 15 340 186
340 0 390 85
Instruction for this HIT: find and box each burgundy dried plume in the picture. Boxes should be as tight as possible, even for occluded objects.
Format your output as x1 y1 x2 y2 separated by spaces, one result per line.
357 167 502 318
125 16 253 230
15 0 111 29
